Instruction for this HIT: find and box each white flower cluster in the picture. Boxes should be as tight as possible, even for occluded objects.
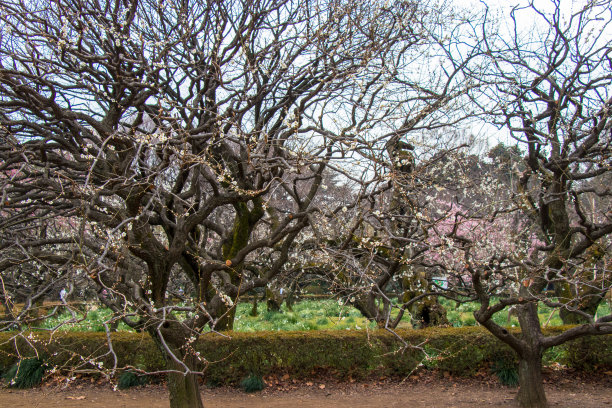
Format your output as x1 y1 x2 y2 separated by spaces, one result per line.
219 293 234 307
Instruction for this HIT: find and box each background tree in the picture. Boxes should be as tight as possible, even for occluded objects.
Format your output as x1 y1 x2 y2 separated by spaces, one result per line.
449 1 612 407
292 0 488 330
311 131 479 329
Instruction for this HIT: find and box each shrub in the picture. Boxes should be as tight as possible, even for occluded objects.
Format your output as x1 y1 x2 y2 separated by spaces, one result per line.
303 321 319 330
262 310 281 322
0 326 609 386
491 358 519 387
563 334 612 370
446 311 461 326
462 315 476 326
240 374 265 392
543 346 566 366
118 370 149 389
3 358 47 388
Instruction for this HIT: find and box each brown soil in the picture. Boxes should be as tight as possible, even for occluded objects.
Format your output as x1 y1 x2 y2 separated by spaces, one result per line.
1 370 610 408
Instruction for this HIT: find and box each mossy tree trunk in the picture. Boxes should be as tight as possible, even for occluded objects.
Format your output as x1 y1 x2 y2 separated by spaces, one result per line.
266 288 283 312
285 279 300 312
214 304 237 331
556 285 603 324
214 200 264 330
387 142 447 328
249 295 259 317
554 244 607 324
150 324 204 408
402 274 449 328
166 356 204 408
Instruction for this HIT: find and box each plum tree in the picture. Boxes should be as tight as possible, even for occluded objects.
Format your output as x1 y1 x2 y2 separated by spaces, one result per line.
0 0 450 406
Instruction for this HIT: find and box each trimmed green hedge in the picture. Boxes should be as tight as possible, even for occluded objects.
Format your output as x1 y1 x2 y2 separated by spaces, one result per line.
0 327 609 385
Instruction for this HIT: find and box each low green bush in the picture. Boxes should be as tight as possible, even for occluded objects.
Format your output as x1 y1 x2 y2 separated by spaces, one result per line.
0 327 609 387
491 358 519 387
562 335 612 370
118 370 149 389
462 316 476 326
3 358 47 388
240 374 265 392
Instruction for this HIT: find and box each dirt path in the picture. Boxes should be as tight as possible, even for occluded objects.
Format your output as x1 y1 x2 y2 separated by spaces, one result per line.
1 379 611 408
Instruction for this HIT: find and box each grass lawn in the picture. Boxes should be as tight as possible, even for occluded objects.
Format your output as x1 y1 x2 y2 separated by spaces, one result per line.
33 297 612 332
440 297 612 328
233 299 377 332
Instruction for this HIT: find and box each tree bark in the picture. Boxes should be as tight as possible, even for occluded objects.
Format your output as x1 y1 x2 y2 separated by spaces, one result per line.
249 295 259 317
516 352 547 408
555 279 606 325
214 303 236 331
149 327 205 408
266 288 283 312
167 357 204 408
515 301 548 408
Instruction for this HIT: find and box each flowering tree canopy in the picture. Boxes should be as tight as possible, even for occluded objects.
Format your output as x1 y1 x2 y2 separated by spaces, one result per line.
0 0 478 406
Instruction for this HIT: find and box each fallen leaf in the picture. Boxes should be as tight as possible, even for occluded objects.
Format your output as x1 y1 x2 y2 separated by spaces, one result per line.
306 381 313 386
281 374 290 380
66 396 86 400
319 384 326 389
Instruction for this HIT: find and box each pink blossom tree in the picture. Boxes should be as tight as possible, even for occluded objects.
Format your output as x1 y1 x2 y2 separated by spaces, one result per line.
447 2 612 406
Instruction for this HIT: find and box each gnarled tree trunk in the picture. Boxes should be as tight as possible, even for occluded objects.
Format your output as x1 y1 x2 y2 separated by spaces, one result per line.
516 351 547 408
515 302 548 408
150 326 204 408
167 355 204 408
213 303 237 331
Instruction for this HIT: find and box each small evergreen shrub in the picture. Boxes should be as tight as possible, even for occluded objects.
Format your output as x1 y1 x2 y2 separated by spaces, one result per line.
491 359 519 387
3 358 47 388
240 374 265 392
118 371 148 389
262 310 280 322
303 321 318 330
462 316 477 326
206 377 221 388
316 317 329 326
543 346 567 366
